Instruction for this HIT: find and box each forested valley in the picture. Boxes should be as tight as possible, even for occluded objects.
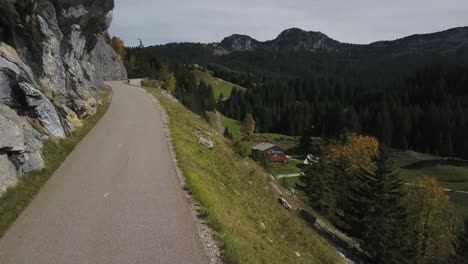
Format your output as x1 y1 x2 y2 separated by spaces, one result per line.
122 27 468 263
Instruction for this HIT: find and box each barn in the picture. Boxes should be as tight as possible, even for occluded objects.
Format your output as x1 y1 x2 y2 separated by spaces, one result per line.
251 142 284 154
252 142 289 163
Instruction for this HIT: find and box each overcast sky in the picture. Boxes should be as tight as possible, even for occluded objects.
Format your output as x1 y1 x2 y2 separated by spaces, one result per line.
110 0 468 46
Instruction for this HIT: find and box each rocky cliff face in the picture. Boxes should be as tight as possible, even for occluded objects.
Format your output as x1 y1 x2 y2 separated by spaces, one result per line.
0 0 127 196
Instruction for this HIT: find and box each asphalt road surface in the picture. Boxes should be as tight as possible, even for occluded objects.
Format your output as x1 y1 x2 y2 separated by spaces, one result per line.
0 81 207 264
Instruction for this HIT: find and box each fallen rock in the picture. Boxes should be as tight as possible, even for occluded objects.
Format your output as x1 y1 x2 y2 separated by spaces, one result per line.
258 221 266 231
18 152 45 175
278 197 292 210
198 137 214 149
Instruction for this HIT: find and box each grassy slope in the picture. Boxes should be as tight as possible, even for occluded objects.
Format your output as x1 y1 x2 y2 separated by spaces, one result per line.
192 70 246 99
146 87 342 264
221 115 301 175
270 160 302 175
0 87 112 237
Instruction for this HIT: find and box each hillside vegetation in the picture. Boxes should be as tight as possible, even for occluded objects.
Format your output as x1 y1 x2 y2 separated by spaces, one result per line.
144 87 342 264
192 69 245 99
395 151 468 221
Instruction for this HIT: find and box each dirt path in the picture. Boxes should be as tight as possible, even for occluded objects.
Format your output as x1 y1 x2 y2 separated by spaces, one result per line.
214 111 225 135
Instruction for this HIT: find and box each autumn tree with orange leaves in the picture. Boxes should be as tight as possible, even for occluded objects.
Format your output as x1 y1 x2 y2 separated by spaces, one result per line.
110 36 126 59
303 134 380 219
405 177 464 263
328 133 380 175
242 113 256 138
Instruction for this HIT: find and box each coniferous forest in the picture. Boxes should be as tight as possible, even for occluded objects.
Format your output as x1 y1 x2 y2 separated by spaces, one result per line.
219 61 468 159
127 40 468 159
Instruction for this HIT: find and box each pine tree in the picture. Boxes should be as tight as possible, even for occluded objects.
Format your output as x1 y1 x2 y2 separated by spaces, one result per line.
365 148 413 263
303 145 338 217
337 147 412 263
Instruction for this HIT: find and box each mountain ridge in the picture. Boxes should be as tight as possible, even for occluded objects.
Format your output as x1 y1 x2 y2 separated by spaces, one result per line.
212 26 468 54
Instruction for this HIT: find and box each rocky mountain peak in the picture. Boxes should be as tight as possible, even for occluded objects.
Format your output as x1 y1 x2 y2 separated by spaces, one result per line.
220 34 260 52
215 27 343 53
270 28 341 51
276 28 313 39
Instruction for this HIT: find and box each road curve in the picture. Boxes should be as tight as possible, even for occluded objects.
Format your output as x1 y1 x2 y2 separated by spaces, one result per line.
0 81 207 264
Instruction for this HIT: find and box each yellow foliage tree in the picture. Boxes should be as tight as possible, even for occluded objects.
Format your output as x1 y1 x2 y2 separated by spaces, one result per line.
328 133 380 175
159 64 176 92
110 36 126 59
405 177 464 263
242 113 256 138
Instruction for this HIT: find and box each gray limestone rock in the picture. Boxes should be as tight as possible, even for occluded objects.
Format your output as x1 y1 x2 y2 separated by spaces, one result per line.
0 113 25 153
35 97 66 139
18 82 43 107
0 72 12 104
0 0 126 192
0 155 17 196
91 35 128 81
18 152 45 175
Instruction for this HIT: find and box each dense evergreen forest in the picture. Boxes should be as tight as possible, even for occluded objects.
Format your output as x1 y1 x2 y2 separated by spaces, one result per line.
139 39 468 159
125 46 215 116
219 61 468 159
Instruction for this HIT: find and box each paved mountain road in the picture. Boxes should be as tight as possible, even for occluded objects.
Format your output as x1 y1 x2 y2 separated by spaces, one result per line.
0 81 207 264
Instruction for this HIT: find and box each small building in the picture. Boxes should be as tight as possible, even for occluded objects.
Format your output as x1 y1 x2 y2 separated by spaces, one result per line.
303 154 320 165
252 142 288 163
252 142 284 154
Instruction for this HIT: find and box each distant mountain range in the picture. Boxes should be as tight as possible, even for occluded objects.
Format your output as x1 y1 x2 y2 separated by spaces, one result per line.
148 26 468 82
209 26 468 55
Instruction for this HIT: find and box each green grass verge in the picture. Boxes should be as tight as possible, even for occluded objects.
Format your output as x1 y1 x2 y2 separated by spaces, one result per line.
270 160 302 176
145 87 342 264
0 87 112 238
396 153 468 191
279 176 308 201
192 70 246 99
